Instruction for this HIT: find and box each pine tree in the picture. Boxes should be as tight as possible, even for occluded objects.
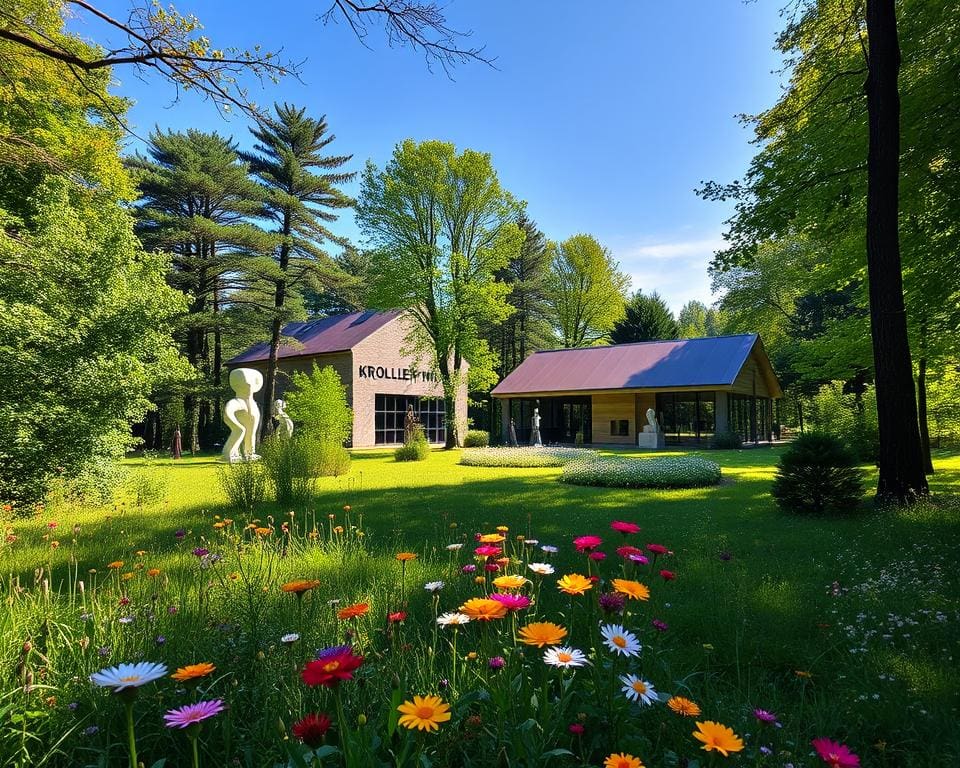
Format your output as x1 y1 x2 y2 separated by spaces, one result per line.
240 104 355 437
610 291 679 344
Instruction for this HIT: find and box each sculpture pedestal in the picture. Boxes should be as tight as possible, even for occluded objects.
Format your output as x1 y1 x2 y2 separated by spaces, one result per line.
636 432 665 450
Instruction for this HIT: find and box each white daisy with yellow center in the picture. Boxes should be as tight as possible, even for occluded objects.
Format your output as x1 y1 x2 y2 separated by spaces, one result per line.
600 623 641 658
543 646 589 668
620 673 658 705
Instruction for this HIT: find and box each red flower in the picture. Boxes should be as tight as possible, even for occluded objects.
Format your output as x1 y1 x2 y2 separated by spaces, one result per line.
616 545 644 559
302 648 364 687
659 569 676 581
568 723 585 735
292 712 332 747
388 611 407 623
588 551 606 561
812 738 860 768
588 575 600 583
573 535 603 552
610 520 641 535
646 543 669 555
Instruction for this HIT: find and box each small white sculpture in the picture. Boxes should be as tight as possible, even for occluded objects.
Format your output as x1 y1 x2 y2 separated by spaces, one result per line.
643 408 659 434
530 407 542 447
274 398 294 439
222 368 263 462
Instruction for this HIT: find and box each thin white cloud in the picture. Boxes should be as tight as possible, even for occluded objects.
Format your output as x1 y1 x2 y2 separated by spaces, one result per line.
621 237 728 261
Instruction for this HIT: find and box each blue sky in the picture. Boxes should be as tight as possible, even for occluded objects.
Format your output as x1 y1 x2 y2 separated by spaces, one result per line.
72 1 784 313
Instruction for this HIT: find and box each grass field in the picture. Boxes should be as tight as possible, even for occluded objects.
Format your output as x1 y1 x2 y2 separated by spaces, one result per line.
3 446 959 767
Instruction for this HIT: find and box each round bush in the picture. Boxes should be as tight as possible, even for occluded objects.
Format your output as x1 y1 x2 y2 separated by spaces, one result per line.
463 430 490 448
710 430 743 449
460 446 594 468
560 455 722 489
771 432 864 515
395 425 430 462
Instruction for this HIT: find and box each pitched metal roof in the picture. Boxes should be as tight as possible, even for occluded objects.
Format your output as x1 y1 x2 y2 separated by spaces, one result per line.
491 334 767 396
229 310 401 364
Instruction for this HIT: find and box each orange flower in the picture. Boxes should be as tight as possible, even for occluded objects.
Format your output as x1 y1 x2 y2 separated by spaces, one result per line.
692 721 744 756
337 602 370 620
121 572 135 581
492 574 527 591
611 579 650 601
478 533 505 543
395 552 418 562
170 662 216 682
107 561 124 570
282 579 321 594
213 522 225 529
135 550 147 557
254 527 272 536
147 568 161 578
459 598 508 621
517 622 568 648
667 696 701 717
557 573 593 595
604 754 644 768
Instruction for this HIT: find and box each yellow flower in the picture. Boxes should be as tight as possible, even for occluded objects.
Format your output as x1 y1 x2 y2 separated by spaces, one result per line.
107 561 124 570
397 694 451 732
517 622 568 648
667 696 701 717
254 527 271 536
459 598 508 621
281 579 320 594
170 662 216 682
121 572 134 581
213 522 225 529
495 525 509 533
611 579 650 601
604 754 644 768
557 573 593 595
395 552 418 562
795 670 813 678
474 575 486 585
466 652 478 660
135 550 147 557
478 533 505 543
492 574 527 591
692 721 744 757
147 568 161 578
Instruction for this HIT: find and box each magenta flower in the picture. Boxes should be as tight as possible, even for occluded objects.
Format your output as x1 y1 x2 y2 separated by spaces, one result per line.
488 656 505 670
753 708 778 723
474 545 502 558
573 535 603 552
651 619 669 632
629 553 650 565
598 592 626 614
812 738 860 767
163 700 225 729
461 564 477 574
192 547 209 558
646 543 669 556
488 593 531 611
616 545 644 559
610 520 641 535
588 551 606 562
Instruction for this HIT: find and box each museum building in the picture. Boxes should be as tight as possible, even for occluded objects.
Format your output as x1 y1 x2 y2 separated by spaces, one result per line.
228 310 467 447
491 334 782 446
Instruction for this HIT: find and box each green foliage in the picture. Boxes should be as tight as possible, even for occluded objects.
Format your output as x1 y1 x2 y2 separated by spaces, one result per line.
610 290 679 344
927 364 960 448
285 364 353 446
259 434 318 507
772 433 865 515
460 447 591 468
359 139 523 445
710 431 743 450
677 300 726 338
463 430 490 448
560 455 722 488
312 442 352 477
218 459 268 511
395 425 430 462
808 382 880 462
545 234 630 347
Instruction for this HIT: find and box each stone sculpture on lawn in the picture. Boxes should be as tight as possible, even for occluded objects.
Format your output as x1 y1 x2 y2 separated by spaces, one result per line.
222 368 263 462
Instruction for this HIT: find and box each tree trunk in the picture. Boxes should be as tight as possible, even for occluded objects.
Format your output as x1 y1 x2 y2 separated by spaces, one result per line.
438 356 459 449
261 224 291 441
864 0 928 502
917 355 934 475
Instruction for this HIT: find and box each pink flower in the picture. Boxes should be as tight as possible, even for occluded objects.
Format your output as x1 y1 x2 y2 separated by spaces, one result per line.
484 563 500 572
629 554 650 565
474 545 502 558
461 564 477 574
753 708 778 723
616 545 644 559
573 535 603 552
812 738 860 768
610 520 641 535
659 569 676 581
163 699 225 729
488 593 531 611
646 543 669 555
588 551 606 561
568 722 585 735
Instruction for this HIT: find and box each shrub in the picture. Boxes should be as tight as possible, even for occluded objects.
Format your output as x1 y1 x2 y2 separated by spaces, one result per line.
463 430 490 448
460 446 593 468
807 381 879 461
218 459 267 511
312 442 352 477
260 433 317 507
711 430 742 449
395 425 430 462
560 455 722 488
285 364 353 445
574 431 584 447
772 432 864 515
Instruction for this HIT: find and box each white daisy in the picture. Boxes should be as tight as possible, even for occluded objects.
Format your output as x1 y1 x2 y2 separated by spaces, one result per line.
424 581 445 593
543 646 588 668
527 562 555 576
600 624 641 657
619 673 658 705
90 661 168 691
436 612 471 627
280 633 300 644
446 543 464 551
540 545 559 554
523 539 540 546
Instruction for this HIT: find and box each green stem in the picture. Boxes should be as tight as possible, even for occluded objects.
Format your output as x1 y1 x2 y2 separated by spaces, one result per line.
191 733 200 768
124 700 137 768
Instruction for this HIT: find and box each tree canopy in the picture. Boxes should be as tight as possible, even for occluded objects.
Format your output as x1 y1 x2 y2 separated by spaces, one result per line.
610 291 679 344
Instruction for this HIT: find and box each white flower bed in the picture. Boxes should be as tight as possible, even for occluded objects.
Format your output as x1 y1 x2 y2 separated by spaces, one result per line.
560 454 722 489
460 446 595 468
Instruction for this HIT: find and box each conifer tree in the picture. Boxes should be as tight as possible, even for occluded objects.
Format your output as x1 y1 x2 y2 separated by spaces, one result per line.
610 291 679 344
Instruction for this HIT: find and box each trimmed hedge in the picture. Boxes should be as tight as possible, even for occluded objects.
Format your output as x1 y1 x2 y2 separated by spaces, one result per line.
560 454 722 489
463 430 490 448
460 446 594 468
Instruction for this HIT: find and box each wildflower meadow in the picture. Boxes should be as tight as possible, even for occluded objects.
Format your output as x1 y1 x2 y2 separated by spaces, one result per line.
2 448 959 767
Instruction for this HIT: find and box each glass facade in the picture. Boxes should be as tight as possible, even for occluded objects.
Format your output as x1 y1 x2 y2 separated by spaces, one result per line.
374 394 445 445
655 392 716 443
728 394 773 443
509 397 592 444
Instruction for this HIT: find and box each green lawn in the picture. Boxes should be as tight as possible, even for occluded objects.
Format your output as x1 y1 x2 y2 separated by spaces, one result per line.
3 447 959 767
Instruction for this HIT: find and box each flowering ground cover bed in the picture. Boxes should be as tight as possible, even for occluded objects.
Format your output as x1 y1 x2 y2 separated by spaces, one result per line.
2 448 959 767
560 455 722 489
460 446 594 467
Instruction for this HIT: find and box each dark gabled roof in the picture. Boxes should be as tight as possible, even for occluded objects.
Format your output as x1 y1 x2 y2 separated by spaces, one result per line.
229 310 401 364
491 334 777 396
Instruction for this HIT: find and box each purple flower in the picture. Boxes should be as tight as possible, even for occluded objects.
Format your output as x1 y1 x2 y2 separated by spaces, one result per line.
174 528 186 540
753 708 778 723
628 554 649 565
68 701 79 711
163 699 225 729
760 746 772 756
461 564 477 574
167 605 178 615
83 725 100 737
97 646 111 657
438 678 449 690
719 551 733 561
155 635 166 646
598 592 626 615
488 656 505 670
192 547 209 558
316 644 354 660
651 619 669 632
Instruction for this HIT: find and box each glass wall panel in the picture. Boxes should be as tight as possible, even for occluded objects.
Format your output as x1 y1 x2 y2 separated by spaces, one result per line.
374 394 446 445
655 392 717 443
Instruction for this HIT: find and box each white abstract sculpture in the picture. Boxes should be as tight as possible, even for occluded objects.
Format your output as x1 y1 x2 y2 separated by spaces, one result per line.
637 407 665 450
643 408 659 433
274 398 294 439
222 368 263 462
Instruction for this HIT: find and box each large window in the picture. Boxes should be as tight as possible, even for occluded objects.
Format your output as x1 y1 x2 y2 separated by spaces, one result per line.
374 394 446 445
728 394 773 443
655 392 716 443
